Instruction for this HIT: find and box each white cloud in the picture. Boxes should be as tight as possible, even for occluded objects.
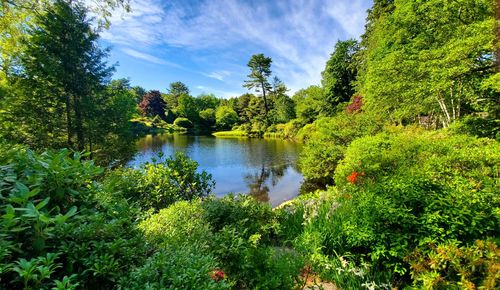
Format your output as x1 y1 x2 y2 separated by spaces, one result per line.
104 0 372 93
121 48 182 68
203 70 231 81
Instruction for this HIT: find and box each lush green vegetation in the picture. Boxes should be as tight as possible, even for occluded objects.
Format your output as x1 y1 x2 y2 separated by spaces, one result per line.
1 0 499 289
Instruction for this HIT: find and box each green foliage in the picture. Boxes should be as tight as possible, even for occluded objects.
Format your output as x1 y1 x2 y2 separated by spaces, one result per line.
361 0 496 126
330 130 499 276
293 85 324 123
0 146 148 289
449 115 500 140
199 108 216 128
173 117 193 128
321 39 359 113
202 195 304 289
215 106 239 130
109 152 214 211
407 239 499 289
122 245 232 290
176 94 200 122
139 200 211 247
299 111 382 184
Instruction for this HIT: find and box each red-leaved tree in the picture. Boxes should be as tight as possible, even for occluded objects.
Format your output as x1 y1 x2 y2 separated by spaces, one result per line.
139 90 166 118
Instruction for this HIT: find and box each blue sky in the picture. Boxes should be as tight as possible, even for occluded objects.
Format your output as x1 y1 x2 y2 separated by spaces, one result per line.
100 0 373 98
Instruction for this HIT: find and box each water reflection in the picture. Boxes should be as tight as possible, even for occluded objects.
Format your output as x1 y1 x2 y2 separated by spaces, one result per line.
128 134 304 206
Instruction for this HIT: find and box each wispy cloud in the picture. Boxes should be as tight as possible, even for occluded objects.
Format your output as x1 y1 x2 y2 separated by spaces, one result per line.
104 0 372 93
203 70 231 81
120 48 182 68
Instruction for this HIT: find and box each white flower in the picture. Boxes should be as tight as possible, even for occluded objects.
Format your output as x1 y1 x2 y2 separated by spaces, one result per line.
348 267 365 277
361 281 377 290
339 256 349 268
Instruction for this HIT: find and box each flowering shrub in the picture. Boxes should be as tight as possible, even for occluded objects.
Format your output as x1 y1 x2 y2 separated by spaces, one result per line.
331 129 499 280
347 95 363 113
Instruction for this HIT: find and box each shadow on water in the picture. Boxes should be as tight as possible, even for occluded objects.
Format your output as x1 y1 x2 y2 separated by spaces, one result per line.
128 133 305 206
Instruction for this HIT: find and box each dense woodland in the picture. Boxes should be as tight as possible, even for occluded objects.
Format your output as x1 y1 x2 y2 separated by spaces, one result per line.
0 0 499 289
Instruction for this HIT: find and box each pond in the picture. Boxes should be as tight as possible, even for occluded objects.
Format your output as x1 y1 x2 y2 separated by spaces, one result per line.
127 134 304 206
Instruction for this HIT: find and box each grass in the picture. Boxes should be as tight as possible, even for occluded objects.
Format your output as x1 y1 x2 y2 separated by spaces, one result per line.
212 130 248 137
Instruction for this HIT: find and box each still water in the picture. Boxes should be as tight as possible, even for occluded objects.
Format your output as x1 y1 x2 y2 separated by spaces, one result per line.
127 134 303 206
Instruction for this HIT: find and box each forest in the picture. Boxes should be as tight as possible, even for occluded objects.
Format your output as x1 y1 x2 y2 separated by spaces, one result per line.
0 0 499 289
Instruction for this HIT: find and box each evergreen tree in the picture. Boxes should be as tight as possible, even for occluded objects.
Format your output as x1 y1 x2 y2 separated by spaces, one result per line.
243 54 273 116
10 0 114 150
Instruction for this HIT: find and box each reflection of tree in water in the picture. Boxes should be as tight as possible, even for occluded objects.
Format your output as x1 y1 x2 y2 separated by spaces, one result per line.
94 131 139 167
244 163 289 203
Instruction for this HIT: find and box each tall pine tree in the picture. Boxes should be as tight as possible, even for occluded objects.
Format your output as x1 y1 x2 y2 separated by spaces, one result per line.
13 0 114 150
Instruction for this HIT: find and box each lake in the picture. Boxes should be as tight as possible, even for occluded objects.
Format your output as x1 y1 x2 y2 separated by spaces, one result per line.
127 134 304 206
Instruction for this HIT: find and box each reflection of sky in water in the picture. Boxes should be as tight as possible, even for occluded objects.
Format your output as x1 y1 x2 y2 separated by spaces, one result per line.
127 134 303 206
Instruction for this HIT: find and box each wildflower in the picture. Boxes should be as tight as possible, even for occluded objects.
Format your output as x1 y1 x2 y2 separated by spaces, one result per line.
339 256 349 268
210 269 226 281
348 267 365 277
336 267 345 274
347 171 359 184
361 281 377 290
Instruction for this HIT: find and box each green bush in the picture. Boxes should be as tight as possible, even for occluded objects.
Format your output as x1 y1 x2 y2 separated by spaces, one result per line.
407 239 499 289
329 130 499 276
139 199 211 247
449 115 500 140
299 112 382 184
0 146 149 289
202 195 305 289
174 117 193 128
108 152 214 211
122 245 232 290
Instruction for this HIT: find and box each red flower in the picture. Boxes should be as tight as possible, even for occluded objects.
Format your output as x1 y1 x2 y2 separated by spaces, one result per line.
347 172 360 184
210 269 226 281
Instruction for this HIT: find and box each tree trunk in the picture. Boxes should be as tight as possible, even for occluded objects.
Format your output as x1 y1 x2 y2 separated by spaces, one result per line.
65 95 73 148
73 95 84 151
261 80 269 115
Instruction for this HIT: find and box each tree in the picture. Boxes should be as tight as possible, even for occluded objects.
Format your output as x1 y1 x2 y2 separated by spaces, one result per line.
321 39 359 114
199 108 216 128
176 94 199 122
131 86 146 103
293 86 324 123
139 90 166 118
243 54 272 115
268 77 295 124
165 81 189 109
196 93 220 111
11 0 114 150
361 0 495 127
216 106 239 130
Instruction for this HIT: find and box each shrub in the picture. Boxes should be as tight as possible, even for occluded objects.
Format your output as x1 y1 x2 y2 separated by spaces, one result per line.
202 195 305 288
449 115 500 140
282 119 304 138
0 146 148 289
330 130 499 277
108 152 214 211
122 245 232 290
139 200 211 247
407 239 499 289
174 117 193 128
299 112 382 184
